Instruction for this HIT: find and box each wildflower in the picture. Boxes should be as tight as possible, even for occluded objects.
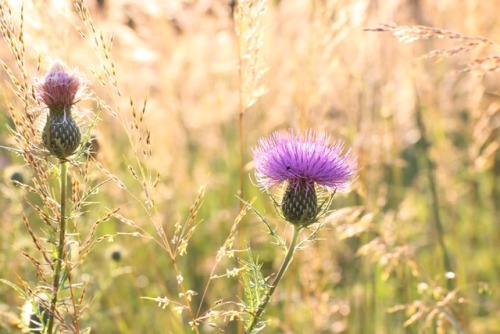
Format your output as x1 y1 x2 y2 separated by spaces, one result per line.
37 61 84 160
253 129 357 226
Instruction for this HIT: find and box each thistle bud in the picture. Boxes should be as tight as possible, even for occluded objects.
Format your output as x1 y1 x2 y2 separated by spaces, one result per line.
281 181 318 226
37 61 83 160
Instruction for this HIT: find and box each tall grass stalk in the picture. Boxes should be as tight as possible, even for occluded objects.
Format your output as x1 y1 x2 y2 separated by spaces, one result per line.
235 9 246 332
415 99 454 290
47 160 68 333
234 1 268 331
245 225 301 333
237 18 245 250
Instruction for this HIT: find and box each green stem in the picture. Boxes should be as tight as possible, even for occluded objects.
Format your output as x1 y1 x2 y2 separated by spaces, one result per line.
245 225 301 334
47 161 68 333
236 13 245 334
415 104 454 290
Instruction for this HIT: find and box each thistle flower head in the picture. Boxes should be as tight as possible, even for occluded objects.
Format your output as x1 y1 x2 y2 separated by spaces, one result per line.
36 61 83 112
37 61 85 160
253 129 357 225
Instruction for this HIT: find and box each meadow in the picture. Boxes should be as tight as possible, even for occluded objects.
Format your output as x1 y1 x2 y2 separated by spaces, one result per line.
0 0 498 333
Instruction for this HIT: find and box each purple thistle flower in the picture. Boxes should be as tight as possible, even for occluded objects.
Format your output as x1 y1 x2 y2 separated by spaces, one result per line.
253 129 357 225
37 61 82 111
37 61 85 160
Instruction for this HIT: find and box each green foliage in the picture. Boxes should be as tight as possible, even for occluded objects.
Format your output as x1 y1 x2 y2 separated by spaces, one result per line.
240 249 268 332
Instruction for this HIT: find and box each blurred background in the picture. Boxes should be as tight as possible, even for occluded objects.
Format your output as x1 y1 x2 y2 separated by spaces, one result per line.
0 0 498 333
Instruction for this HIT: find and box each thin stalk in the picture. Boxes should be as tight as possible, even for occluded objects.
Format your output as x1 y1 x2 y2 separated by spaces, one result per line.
47 161 68 334
245 225 301 334
65 249 80 333
171 259 201 334
415 104 454 290
237 27 245 229
438 306 465 334
237 89 245 334
236 6 245 333
238 94 244 206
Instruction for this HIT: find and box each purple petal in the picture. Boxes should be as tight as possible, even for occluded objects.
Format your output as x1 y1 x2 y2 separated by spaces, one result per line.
36 61 83 110
253 129 357 192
